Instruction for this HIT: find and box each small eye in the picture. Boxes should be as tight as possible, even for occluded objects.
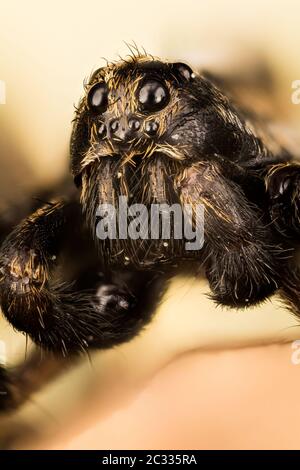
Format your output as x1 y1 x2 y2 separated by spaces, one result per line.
145 120 159 136
87 83 108 113
138 80 169 112
110 120 119 133
128 118 140 131
171 62 194 82
98 122 106 138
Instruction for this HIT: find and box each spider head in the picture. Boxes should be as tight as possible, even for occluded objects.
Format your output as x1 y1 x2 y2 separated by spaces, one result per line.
70 55 198 186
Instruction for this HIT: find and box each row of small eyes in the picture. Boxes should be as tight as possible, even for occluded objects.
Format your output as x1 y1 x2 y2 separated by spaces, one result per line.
87 79 170 114
97 118 159 138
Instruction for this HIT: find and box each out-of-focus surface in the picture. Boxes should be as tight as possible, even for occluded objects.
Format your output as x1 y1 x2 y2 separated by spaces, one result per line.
1 0 300 450
28 343 300 450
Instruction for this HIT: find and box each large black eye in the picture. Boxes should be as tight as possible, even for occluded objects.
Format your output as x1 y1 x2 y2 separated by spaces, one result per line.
87 83 108 113
138 80 169 112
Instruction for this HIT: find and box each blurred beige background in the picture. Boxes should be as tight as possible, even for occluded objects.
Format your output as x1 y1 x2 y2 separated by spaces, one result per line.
1 0 300 450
